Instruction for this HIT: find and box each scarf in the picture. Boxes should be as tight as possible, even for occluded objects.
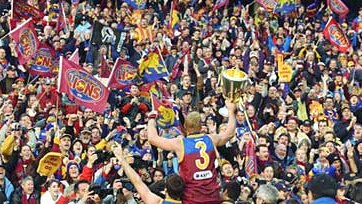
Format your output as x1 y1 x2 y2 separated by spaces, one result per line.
21 193 37 204
15 159 32 183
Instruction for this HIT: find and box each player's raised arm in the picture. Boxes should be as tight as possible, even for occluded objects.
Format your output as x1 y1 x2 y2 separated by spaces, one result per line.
211 100 237 146
147 111 182 153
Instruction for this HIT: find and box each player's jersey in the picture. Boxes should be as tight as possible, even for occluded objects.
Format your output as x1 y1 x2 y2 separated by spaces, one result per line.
160 198 182 204
179 134 221 204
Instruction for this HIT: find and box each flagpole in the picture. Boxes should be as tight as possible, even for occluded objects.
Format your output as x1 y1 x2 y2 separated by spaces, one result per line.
61 1 69 33
107 57 118 87
10 0 13 19
150 91 155 110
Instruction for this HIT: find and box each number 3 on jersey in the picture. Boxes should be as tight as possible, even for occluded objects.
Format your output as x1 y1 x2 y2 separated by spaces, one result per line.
195 141 210 170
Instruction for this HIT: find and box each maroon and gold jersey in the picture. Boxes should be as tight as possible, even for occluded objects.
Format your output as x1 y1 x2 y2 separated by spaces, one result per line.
179 134 221 204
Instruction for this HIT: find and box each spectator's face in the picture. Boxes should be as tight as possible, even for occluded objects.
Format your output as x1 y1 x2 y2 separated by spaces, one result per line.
278 135 289 146
48 182 60 196
112 179 123 190
257 146 269 161
354 125 362 140
91 129 101 144
60 137 71 151
68 165 80 178
262 166 274 181
342 108 351 120
142 153 152 161
296 149 307 162
236 111 245 123
21 146 32 160
287 120 297 131
77 183 90 198
357 143 362 155
332 160 341 170
6 69 16 78
324 133 334 142
72 141 83 155
221 163 233 177
4 103 13 114
130 85 139 96
182 76 191 87
153 171 164 182
268 87 277 99
0 167 5 180
80 133 91 144
21 179 34 195
182 94 192 104
0 48 5 59
275 145 287 159
246 105 255 118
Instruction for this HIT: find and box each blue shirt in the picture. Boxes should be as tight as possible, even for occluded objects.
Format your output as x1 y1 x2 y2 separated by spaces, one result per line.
312 197 336 204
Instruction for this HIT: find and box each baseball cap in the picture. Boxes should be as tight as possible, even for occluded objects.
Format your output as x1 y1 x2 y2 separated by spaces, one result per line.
182 91 192 96
60 134 72 140
81 128 91 134
303 120 311 127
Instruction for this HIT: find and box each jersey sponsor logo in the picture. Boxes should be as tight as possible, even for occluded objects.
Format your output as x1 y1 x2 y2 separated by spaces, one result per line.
193 170 213 180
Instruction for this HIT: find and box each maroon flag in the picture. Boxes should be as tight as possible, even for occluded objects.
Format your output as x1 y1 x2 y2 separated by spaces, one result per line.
327 0 349 17
9 18 39 65
245 139 257 177
212 0 229 12
30 43 55 77
69 48 79 64
57 57 110 113
107 58 138 89
256 0 277 11
323 18 351 53
13 0 44 22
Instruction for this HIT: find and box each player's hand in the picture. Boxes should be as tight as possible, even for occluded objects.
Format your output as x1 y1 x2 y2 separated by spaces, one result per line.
225 100 237 114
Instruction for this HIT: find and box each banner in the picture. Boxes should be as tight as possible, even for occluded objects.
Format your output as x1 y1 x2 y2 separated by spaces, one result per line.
108 58 138 89
212 0 229 12
245 139 257 177
57 57 110 113
30 43 56 77
123 0 146 10
69 48 79 63
9 18 39 65
37 152 62 177
91 21 120 46
327 0 349 17
275 0 296 16
256 0 277 11
278 63 293 82
139 52 169 83
13 0 44 22
151 95 178 129
323 18 351 53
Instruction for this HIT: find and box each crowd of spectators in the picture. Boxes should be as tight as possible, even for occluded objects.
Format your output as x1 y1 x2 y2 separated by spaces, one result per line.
0 0 362 203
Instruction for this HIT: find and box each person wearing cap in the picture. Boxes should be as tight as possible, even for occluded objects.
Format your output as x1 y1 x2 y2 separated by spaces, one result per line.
0 65 17 94
112 144 184 204
147 100 237 204
0 164 14 203
334 103 357 143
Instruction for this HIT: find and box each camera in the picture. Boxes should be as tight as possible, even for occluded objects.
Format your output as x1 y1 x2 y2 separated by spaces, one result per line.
89 184 114 199
93 150 114 165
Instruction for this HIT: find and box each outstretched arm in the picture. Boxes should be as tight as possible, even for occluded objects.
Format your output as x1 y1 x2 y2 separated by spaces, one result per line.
113 144 161 204
210 100 236 146
147 117 182 154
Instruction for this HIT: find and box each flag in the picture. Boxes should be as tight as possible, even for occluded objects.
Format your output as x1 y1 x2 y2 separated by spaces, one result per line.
56 2 67 32
91 21 120 46
123 0 146 10
9 18 39 65
108 58 138 89
30 43 55 77
69 48 79 63
57 57 110 113
13 0 44 22
323 18 351 53
245 139 257 177
275 0 296 16
256 0 277 11
170 1 180 31
212 0 229 12
151 95 178 129
139 52 169 83
327 0 349 17
140 80 171 99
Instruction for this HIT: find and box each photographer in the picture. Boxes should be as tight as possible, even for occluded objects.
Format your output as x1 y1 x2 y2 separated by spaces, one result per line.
112 143 184 204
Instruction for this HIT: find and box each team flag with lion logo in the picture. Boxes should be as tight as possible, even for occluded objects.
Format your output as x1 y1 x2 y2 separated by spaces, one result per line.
9 18 39 65
108 58 138 89
57 57 110 113
323 18 351 53
139 51 169 83
151 95 178 129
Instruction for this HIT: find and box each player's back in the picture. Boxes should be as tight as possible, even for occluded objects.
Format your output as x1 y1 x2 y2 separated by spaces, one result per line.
179 134 221 204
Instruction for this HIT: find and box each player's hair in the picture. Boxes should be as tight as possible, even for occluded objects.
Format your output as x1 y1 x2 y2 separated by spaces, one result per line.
165 174 185 200
185 112 201 134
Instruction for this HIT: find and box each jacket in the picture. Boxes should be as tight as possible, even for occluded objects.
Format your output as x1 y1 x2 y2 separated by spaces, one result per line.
312 197 337 204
